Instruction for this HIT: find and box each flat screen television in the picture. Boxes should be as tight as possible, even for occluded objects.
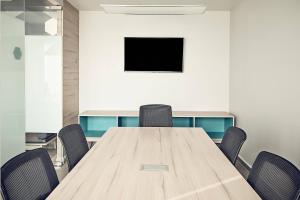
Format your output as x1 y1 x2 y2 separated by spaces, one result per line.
124 37 183 72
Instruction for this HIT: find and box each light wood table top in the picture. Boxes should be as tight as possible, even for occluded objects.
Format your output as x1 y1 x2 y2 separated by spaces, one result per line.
48 127 260 200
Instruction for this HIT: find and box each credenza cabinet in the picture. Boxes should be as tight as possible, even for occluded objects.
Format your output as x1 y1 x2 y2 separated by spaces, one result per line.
79 110 235 143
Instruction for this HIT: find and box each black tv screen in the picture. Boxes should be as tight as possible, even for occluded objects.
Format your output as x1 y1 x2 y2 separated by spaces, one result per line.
124 37 183 72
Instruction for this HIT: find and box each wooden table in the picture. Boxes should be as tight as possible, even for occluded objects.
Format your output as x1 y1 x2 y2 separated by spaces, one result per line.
47 127 260 200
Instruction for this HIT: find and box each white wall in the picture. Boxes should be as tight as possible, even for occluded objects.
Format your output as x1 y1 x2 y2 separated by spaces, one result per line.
79 11 230 111
230 0 300 168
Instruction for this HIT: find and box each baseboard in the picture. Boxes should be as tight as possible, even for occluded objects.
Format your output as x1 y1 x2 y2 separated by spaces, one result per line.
238 155 252 170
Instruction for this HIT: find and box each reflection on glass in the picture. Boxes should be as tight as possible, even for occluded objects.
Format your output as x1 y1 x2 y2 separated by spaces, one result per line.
45 18 58 35
25 10 62 35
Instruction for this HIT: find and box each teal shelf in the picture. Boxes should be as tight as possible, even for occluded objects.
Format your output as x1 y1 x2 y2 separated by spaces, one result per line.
173 117 193 127
224 118 234 130
85 130 106 137
80 114 234 141
206 132 225 139
195 117 234 140
80 116 88 132
118 117 139 127
80 116 117 138
195 117 224 132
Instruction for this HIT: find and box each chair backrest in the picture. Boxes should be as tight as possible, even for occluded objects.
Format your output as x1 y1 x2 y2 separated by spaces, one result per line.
248 151 300 200
1 148 59 200
219 126 247 165
139 104 173 127
58 124 89 171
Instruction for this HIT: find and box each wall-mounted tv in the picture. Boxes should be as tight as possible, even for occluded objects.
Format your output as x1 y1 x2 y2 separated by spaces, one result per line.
124 37 184 72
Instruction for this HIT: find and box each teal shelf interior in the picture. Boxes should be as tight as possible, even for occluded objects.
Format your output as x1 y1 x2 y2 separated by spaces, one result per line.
173 117 193 127
80 116 117 137
206 132 226 139
118 117 139 127
85 130 106 137
224 118 234 130
80 116 88 132
195 117 234 139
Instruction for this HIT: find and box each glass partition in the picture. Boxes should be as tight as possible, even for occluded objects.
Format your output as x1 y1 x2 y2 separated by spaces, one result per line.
0 0 63 165
24 0 63 165
0 0 26 165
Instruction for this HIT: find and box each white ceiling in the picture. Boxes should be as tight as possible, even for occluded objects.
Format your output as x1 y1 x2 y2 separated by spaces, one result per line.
68 0 237 11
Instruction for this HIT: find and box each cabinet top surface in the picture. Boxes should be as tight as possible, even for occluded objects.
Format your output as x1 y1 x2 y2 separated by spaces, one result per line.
79 110 235 118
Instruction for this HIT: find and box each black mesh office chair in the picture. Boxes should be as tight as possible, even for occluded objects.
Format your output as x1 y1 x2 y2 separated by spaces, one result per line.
58 124 89 171
1 148 59 200
219 126 247 165
248 151 300 200
139 104 173 127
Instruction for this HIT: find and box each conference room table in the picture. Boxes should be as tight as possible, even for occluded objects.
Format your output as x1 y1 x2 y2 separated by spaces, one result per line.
47 127 261 200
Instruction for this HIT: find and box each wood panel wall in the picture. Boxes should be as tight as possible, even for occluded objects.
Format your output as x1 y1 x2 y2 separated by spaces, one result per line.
63 1 79 126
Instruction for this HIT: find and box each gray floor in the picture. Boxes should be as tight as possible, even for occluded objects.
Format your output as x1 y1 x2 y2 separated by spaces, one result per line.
55 162 69 181
235 158 250 179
